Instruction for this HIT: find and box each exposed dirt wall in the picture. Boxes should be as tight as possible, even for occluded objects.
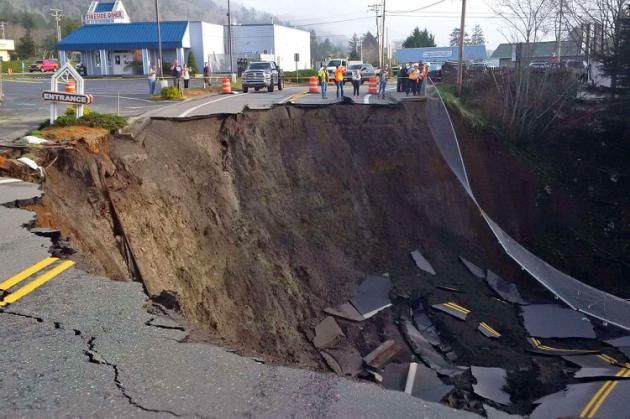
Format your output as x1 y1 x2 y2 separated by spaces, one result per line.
36 102 530 365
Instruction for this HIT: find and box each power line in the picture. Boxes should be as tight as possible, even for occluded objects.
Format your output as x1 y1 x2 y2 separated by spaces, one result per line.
388 0 448 14
50 8 63 42
293 16 374 27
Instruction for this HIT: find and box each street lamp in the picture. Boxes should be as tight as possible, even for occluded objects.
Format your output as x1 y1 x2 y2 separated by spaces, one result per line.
155 0 164 77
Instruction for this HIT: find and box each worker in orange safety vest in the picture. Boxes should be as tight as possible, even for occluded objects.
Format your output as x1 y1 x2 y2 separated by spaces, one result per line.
335 65 345 98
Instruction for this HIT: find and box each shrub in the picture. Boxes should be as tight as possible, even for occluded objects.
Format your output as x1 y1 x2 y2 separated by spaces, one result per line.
187 51 199 74
30 129 42 136
47 111 127 132
64 105 91 117
161 86 183 100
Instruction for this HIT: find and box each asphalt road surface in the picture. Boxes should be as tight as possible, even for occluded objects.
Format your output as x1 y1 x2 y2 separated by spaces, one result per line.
0 177 481 418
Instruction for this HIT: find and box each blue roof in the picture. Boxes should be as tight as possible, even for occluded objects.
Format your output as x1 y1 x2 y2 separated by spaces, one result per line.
396 45 487 63
58 22 188 51
94 2 115 13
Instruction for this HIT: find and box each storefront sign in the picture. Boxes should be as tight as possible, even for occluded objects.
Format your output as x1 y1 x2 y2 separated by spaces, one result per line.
85 10 127 23
0 40 15 51
42 91 93 105
423 50 453 58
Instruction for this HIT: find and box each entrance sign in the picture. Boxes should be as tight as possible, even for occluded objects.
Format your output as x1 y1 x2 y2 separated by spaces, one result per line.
46 63 89 123
42 91 93 105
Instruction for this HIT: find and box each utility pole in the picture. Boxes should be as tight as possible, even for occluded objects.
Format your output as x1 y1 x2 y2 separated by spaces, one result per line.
381 0 386 70
155 0 164 77
50 9 63 41
368 3 381 67
0 21 6 39
557 0 563 62
227 0 234 74
456 0 466 96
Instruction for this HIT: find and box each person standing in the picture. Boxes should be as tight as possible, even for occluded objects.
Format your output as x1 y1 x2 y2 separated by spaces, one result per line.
147 65 157 96
183 65 191 90
418 63 428 96
398 64 408 94
335 65 345 98
171 61 183 92
203 62 211 89
351 66 361 99
318 65 329 99
378 65 389 99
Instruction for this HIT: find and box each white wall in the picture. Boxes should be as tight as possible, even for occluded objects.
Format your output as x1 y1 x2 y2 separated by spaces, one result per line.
230 24 275 58
273 25 311 70
189 21 225 72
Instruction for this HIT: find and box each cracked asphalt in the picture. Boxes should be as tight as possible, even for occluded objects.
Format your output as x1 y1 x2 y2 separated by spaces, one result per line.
0 178 482 418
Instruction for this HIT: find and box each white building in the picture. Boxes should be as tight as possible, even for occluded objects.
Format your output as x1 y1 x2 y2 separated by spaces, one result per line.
229 24 311 70
0 39 15 61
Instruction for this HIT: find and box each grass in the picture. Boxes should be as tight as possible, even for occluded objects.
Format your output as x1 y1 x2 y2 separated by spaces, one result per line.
434 84 488 132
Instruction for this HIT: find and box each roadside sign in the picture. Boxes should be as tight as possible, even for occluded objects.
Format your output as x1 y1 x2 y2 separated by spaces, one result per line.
294 53 299 62
42 91 93 105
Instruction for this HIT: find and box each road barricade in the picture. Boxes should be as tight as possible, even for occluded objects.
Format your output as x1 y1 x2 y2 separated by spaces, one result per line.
368 77 377 93
222 77 232 94
308 76 319 93
65 79 76 93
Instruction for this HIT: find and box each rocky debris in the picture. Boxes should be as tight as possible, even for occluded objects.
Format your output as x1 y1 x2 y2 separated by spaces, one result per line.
320 339 363 377
363 339 401 369
323 302 364 322
410 249 436 275
150 290 181 312
470 366 511 406
432 302 470 321
412 303 442 347
401 319 466 377
485 270 528 305
312 316 345 349
520 305 596 339
349 275 392 320
458 257 485 279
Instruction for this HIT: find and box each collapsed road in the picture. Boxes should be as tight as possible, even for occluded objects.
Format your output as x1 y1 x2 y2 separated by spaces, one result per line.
1 84 629 418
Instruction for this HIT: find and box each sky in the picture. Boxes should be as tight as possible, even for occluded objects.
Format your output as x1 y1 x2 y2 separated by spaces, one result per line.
235 0 514 51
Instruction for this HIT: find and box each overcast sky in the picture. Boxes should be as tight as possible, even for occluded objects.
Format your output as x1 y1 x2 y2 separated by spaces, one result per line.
236 0 515 50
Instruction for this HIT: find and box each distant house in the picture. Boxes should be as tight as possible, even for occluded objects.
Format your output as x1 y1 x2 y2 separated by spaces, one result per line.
0 39 15 61
491 41 585 68
395 45 487 64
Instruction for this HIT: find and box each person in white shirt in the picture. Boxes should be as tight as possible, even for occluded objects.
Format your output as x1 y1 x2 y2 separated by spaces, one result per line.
352 67 362 99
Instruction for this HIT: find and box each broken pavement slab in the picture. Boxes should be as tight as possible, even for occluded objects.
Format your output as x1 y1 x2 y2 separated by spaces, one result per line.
410 249 436 275
312 316 345 349
531 379 630 419
527 337 599 356
562 354 630 379
520 304 596 339
484 270 528 305
432 301 471 321
412 304 442 347
400 320 466 377
459 256 485 279
404 362 454 403
605 335 630 359
363 339 401 369
349 275 392 319
323 302 364 322
320 339 364 377
470 366 511 406
477 322 502 339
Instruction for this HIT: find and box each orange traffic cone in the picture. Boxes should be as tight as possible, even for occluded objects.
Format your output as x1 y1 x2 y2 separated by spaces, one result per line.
65 79 77 93
222 77 232 94
368 77 377 93
309 76 319 93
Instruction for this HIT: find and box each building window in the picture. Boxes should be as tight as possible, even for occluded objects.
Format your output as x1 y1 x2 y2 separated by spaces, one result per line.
115 55 121 65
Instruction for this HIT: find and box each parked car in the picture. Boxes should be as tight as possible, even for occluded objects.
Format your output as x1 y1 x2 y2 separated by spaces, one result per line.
468 62 488 72
344 63 377 84
528 61 549 71
29 59 59 72
241 61 283 93
326 58 348 79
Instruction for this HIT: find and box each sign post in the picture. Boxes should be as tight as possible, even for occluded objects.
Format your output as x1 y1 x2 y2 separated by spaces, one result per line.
43 62 92 123
294 53 299 84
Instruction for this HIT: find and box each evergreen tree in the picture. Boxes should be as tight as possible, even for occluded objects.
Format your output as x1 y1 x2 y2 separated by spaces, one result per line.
600 5 630 92
187 50 199 74
402 27 436 48
449 28 471 47
16 29 36 59
348 33 360 60
470 25 485 45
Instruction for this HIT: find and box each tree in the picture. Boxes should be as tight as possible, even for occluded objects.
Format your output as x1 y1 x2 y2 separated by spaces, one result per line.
16 30 36 59
187 50 199 74
348 33 360 60
449 28 471 47
402 27 436 48
361 31 379 66
471 25 486 45
61 19 81 38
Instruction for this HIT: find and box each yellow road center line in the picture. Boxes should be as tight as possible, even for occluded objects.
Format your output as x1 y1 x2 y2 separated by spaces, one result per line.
586 368 630 418
0 257 59 291
0 260 74 307
580 368 628 418
480 322 501 336
598 354 618 364
443 303 469 315
445 302 470 313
